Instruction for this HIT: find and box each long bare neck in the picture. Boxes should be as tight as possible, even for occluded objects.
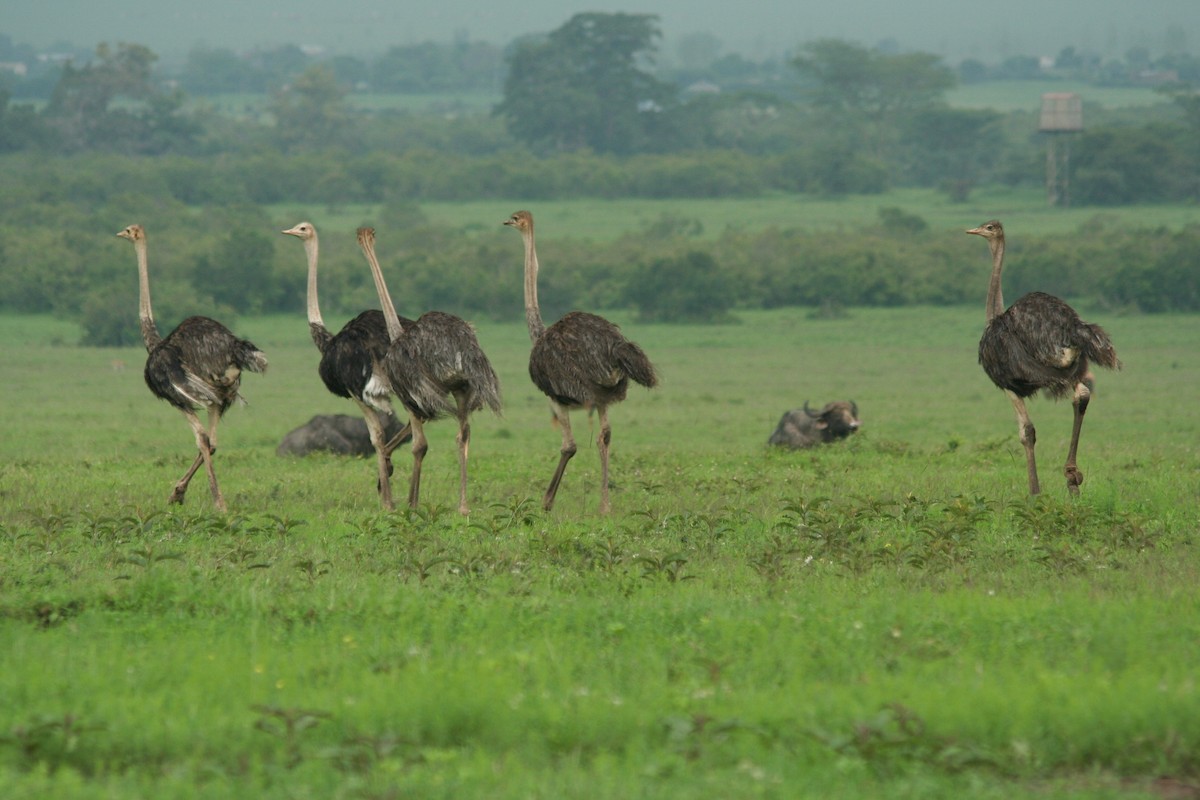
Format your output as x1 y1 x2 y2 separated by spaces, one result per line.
521 228 546 343
134 238 162 351
985 237 1006 322
361 238 406 341
302 235 330 349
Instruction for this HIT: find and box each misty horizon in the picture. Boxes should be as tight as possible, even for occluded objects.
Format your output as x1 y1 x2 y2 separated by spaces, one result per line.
5 0 1198 65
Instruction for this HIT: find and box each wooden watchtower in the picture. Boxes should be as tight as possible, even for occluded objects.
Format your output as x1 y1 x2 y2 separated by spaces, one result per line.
1039 93 1082 207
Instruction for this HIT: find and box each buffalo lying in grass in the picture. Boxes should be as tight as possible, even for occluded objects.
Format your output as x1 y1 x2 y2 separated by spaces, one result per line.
768 401 861 449
277 414 409 457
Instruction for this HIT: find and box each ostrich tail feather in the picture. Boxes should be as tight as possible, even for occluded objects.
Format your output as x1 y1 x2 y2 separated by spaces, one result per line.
1083 323 1120 371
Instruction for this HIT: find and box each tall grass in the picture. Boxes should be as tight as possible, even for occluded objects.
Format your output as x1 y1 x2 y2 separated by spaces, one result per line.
1 308 1198 797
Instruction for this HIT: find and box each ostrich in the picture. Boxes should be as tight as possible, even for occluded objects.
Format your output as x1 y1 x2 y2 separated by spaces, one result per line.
356 227 501 515
968 219 1120 496
118 224 267 512
504 210 658 513
281 221 412 509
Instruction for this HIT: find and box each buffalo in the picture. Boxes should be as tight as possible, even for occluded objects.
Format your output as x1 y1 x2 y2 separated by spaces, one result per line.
768 401 861 449
277 413 409 458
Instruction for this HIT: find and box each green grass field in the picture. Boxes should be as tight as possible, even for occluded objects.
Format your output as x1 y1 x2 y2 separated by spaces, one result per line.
2 306 1199 798
275 185 1200 244
945 80 1169 112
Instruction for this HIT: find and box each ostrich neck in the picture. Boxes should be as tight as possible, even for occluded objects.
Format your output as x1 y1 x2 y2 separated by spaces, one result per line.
303 237 329 348
135 239 162 351
364 242 406 341
985 238 1006 322
522 230 546 343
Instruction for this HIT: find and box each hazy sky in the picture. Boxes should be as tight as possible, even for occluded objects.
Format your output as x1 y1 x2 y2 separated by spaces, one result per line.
5 0 1197 63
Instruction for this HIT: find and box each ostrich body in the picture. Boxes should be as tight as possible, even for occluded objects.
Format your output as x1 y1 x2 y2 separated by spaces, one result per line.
282 221 412 509
118 224 267 511
504 210 658 513
969 220 1119 495
356 227 501 515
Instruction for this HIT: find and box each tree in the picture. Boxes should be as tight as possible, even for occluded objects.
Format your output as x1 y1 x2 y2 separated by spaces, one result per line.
43 42 159 151
269 65 356 152
1073 124 1196 204
901 107 1003 201
626 250 735 323
495 13 679 154
0 89 45 152
191 228 282 314
792 39 955 161
180 47 266 94
793 40 955 121
40 42 196 154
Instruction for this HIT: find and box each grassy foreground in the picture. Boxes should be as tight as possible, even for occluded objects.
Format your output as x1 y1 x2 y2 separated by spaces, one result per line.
1 307 1198 798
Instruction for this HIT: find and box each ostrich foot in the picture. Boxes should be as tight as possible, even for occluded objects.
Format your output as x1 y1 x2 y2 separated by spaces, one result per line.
1064 465 1084 496
168 486 187 505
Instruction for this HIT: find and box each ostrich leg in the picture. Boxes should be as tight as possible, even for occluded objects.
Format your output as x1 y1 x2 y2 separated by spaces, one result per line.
171 450 210 504
382 422 412 462
357 400 395 510
544 402 577 511
201 407 226 511
177 409 226 512
596 405 612 514
1006 391 1040 496
454 395 472 515
1063 381 1092 496
407 417 429 509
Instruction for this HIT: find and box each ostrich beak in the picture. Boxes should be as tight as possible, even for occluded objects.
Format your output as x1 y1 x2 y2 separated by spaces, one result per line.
966 226 985 236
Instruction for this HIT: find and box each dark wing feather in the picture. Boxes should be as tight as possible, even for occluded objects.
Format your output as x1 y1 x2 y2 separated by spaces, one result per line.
979 292 1117 399
317 310 392 401
145 316 266 413
382 311 501 421
530 311 657 408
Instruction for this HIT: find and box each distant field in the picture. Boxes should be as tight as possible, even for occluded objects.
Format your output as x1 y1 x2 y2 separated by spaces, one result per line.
946 80 1169 112
272 187 1200 243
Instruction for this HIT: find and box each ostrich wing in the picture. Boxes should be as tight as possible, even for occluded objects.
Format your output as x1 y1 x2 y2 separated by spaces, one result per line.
530 311 655 407
403 312 501 415
980 293 1100 399
145 317 266 412
319 310 394 402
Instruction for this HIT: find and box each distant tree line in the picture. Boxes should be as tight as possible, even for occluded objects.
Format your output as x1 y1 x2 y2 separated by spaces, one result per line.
0 170 1195 346
1 28 1197 205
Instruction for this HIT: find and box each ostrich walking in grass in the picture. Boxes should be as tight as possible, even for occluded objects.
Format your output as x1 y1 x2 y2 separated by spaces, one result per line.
118 224 267 512
281 221 412 509
356 227 501 515
504 210 658 513
969 219 1120 496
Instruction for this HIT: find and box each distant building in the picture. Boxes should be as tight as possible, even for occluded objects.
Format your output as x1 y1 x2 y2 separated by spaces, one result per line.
1039 93 1082 208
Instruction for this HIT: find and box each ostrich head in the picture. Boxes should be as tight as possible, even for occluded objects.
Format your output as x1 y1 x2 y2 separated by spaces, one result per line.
281 221 316 241
117 224 145 243
357 226 375 248
966 220 1004 242
504 210 534 233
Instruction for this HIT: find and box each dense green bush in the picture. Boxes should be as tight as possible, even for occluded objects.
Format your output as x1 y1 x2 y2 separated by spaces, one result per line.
626 251 736 323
